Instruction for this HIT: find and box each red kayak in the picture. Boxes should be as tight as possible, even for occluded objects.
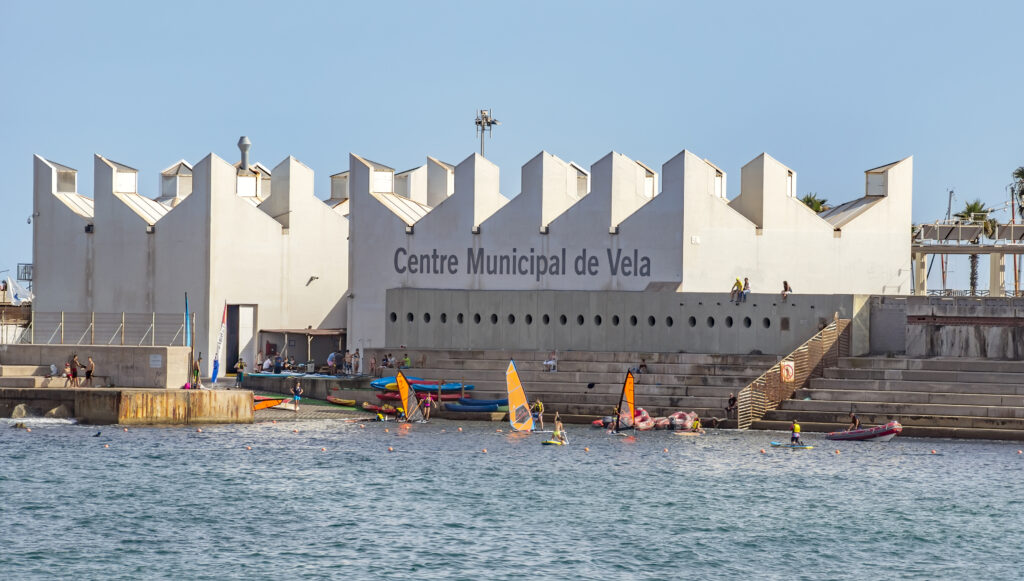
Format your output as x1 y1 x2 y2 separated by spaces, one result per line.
376 392 461 402
362 402 399 415
826 421 902 442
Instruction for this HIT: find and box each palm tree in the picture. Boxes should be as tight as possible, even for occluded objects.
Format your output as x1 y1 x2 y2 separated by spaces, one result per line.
954 199 998 295
800 193 830 213
1012 167 1024 221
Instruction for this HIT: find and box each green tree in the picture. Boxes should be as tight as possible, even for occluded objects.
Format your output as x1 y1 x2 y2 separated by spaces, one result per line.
954 199 998 295
1012 166 1024 220
800 193 830 213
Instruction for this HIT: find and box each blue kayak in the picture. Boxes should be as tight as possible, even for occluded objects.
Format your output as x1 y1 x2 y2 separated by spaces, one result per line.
457 397 508 406
370 376 473 392
443 402 500 413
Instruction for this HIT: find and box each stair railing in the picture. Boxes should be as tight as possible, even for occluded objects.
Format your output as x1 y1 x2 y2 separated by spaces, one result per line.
736 316 851 429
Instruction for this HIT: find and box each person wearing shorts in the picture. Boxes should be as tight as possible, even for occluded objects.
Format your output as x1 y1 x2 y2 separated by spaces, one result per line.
291 381 303 413
85 357 95 387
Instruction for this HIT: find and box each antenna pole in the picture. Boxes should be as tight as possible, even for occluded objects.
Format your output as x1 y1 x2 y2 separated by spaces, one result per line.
474 109 500 158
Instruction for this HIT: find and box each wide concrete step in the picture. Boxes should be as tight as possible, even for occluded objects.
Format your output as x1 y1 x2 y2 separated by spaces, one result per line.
822 368 1024 386
839 357 1024 374
748 419 1024 440
781 398 1024 419
0 376 111 388
809 377 1024 396
760 410 1024 430
794 388 1024 407
0 365 52 376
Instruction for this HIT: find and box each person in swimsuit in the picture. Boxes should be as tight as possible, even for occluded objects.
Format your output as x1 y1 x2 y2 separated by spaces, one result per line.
422 397 432 421
71 354 81 387
291 381 303 413
531 400 544 430
84 357 95 387
63 362 73 388
848 412 861 431
553 412 566 443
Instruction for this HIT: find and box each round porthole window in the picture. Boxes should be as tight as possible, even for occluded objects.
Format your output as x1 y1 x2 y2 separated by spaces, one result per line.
389 312 398 323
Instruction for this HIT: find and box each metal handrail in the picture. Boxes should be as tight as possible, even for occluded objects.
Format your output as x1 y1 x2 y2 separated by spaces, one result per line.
736 317 851 430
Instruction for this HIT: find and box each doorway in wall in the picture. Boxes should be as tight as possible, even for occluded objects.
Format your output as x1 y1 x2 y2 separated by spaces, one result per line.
226 305 257 373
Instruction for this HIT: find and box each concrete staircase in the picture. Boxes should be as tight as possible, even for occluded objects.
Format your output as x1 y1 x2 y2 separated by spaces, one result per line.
376 349 779 423
753 357 1024 440
0 364 110 388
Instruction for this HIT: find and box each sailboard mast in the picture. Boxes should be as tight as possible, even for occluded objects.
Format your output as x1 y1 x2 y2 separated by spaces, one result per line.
506 360 534 432
613 371 636 434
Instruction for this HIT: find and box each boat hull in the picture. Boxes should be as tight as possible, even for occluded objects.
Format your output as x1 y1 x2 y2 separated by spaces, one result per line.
326 396 355 407
826 421 903 442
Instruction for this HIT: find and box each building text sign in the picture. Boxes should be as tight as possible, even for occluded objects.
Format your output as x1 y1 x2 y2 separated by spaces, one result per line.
393 247 652 281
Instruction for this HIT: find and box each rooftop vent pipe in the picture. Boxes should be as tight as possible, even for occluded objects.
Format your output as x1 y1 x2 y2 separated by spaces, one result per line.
238 136 251 171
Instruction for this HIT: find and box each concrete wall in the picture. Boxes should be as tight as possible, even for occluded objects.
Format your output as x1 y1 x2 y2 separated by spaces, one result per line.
385 289 866 356
868 295 909 354
0 387 252 424
33 149 350 377
906 297 1024 359
33 156 92 313
0 344 190 388
349 149 912 349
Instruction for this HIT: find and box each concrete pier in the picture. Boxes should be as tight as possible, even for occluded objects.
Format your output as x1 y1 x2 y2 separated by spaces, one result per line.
0 387 253 425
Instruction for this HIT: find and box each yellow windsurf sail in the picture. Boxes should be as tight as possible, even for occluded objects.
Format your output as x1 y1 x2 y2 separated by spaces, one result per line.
397 371 423 422
614 371 636 432
506 360 534 432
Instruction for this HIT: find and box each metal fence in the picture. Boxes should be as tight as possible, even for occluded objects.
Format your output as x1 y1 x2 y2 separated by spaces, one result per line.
736 316 850 430
18 312 189 346
912 289 1024 298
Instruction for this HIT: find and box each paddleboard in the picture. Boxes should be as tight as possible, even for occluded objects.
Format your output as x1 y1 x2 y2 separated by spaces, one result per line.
770 441 813 449
541 440 565 446
254 398 285 411
672 431 703 437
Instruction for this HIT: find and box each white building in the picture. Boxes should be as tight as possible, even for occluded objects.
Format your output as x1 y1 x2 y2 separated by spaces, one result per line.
32 139 348 374
346 149 912 351
32 140 912 366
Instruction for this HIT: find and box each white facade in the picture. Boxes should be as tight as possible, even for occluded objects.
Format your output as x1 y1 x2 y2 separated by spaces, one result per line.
32 142 912 362
32 147 349 375
346 149 912 349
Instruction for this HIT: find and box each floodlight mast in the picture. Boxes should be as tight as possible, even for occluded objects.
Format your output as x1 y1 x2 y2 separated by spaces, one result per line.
475 109 500 157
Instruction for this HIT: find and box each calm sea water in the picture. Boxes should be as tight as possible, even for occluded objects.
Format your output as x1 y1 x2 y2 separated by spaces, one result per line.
2 416 1021 580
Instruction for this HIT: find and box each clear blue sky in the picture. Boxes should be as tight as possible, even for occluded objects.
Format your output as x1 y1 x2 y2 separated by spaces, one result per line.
2 0 1022 291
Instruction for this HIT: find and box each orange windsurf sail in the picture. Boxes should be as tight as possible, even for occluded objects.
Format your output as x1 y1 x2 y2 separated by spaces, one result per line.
506 360 534 432
613 371 636 432
397 371 423 422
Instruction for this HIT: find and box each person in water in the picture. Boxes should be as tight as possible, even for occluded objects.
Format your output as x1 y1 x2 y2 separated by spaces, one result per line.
690 416 705 434
790 419 802 445
848 412 861 431
531 400 545 430
422 396 432 421
553 412 567 443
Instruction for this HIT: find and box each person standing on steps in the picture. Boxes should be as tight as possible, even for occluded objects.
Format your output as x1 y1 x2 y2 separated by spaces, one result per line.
84 357 95 387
